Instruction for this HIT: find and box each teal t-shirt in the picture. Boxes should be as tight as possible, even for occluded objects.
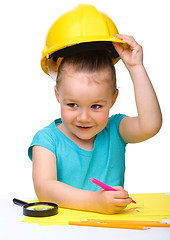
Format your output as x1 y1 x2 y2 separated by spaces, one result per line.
28 114 127 191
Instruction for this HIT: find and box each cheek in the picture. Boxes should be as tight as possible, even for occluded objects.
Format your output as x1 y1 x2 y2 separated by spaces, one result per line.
60 107 74 123
94 110 110 126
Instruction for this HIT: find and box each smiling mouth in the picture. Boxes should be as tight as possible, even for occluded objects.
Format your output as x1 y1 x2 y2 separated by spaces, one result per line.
77 126 92 130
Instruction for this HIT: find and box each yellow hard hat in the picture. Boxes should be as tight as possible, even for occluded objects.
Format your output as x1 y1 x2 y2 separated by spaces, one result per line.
41 4 127 79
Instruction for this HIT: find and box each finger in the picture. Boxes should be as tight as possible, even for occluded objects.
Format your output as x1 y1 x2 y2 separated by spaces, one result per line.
114 197 132 207
112 42 124 55
116 34 135 42
111 186 125 191
112 187 129 196
117 34 139 48
113 204 129 213
111 186 129 195
115 34 126 40
113 189 130 200
120 36 139 49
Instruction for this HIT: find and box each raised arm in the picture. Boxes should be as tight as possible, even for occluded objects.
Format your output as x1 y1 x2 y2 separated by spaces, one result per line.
113 34 162 143
32 145 132 214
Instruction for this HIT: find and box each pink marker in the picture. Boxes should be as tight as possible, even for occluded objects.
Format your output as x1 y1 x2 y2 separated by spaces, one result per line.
90 177 136 204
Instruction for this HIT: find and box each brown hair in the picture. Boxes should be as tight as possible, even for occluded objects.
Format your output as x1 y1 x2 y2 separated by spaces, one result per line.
56 51 116 92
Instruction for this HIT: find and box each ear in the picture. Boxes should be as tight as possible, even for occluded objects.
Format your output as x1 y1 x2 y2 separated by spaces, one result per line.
54 86 60 103
111 89 119 107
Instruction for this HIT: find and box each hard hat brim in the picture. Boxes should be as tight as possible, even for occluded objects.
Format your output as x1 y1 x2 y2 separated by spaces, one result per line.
41 39 127 76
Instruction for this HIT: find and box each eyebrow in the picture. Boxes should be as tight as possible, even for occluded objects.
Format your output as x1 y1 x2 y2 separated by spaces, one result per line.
92 100 107 104
63 98 77 103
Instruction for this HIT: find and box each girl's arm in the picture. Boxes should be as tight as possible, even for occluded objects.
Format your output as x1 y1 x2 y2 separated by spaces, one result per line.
32 145 132 214
113 35 162 143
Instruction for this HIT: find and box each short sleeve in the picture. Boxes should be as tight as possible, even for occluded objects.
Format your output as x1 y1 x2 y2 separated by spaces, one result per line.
113 114 126 127
28 129 56 161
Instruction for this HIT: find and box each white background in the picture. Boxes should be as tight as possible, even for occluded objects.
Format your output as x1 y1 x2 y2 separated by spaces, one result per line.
0 0 169 199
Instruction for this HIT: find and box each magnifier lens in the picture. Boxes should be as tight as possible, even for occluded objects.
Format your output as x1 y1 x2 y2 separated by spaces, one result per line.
13 198 58 217
27 205 54 211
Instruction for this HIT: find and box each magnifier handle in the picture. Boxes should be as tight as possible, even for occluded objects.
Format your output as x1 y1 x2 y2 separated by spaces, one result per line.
13 198 28 206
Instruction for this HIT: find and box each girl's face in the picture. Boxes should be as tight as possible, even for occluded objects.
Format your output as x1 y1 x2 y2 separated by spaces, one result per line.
55 65 118 146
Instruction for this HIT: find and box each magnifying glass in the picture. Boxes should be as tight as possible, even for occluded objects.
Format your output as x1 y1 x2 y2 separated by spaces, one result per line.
13 198 58 217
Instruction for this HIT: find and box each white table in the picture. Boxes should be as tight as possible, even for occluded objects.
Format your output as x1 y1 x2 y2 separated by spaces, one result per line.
1 198 170 240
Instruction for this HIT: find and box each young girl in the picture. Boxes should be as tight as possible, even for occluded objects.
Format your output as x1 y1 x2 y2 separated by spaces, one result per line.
28 34 162 214
28 4 162 214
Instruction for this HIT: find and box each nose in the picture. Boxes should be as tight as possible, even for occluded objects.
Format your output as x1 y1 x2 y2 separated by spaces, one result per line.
77 108 91 123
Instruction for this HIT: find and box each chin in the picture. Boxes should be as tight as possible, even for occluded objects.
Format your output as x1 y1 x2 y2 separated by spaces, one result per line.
77 134 96 141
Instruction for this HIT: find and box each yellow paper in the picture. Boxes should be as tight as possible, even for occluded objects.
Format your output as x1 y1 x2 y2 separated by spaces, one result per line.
22 193 170 226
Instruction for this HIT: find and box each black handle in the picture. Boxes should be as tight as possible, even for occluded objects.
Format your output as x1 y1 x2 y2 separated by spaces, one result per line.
13 198 28 206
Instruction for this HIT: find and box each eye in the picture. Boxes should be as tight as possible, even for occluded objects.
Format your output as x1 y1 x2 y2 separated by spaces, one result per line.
67 103 78 108
91 104 102 110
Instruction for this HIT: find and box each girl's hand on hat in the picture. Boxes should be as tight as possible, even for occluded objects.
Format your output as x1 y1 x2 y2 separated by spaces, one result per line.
113 34 143 70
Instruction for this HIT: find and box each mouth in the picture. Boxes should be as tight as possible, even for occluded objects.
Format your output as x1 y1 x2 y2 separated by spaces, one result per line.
76 125 92 130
